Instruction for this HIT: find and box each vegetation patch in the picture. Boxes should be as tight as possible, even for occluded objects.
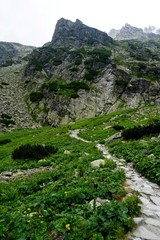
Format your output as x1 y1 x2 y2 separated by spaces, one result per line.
122 119 160 139
29 91 43 102
12 144 58 160
112 125 125 131
84 69 99 81
0 114 15 127
40 79 90 98
0 139 11 145
0 121 141 239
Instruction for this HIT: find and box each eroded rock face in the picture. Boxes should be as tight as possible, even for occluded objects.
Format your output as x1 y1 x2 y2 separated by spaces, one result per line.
51 18 113 48
24 62 160 126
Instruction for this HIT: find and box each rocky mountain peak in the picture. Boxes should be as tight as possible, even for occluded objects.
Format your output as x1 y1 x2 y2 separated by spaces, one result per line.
114 23 144 40
51 18 113 48
108 23 160 40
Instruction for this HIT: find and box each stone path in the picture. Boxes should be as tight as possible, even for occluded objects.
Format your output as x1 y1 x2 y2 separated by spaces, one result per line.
71 130 160 240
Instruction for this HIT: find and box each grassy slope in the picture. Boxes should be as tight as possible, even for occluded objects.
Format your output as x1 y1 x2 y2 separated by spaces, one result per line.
1 105 160 239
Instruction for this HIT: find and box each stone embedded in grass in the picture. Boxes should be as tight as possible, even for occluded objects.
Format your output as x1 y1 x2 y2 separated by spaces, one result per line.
91 159 105 167
89 198 110 209
64 150 71 154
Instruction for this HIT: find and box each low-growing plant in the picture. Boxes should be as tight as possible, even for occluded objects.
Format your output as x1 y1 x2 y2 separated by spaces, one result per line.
84 69 99 81
122 119 160 139
112 125 125 131
0 139 11 145
29 91 43 103
0 118 15 127
12 144 58 160
1 113 12 119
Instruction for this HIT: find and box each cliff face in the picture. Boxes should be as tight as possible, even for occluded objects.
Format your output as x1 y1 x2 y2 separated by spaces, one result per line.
23 19 160 127
51 18 113 48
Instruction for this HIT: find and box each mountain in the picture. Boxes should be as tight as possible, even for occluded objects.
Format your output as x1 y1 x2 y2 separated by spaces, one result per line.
108 23 160 40
22 18 160 128
1 18 160 131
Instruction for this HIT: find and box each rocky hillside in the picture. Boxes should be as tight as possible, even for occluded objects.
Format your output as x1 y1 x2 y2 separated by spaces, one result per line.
23 18 160 127
108 23 160 40
1 18 160 130
0 43 38 132
0 42 35 66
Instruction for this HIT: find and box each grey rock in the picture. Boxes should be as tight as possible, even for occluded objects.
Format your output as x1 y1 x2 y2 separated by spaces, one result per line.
91 159 105 167
145 218 160 227
89 198 110 209
106 132 122 142
133 217 144 225
64 150 71 154
150 196 160 206
134 225 160 240
3 171 12 176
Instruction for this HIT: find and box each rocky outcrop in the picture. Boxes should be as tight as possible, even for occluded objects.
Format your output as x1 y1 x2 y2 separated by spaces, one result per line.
51 18 113 48
0 42 35 66
108 23 160 40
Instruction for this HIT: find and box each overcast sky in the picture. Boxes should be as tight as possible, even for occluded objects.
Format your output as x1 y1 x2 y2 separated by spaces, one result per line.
0 0 159 47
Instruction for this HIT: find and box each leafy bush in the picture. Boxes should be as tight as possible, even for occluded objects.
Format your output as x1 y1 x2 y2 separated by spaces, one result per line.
1 59 14 67
0 118 15 127
84 69 99 81
0 139 11 145
12 144 58 160
115 79 128 87
122 119 160 139
52 58 62 66
29 91 43 102
89 48 112 63
1 113 12 119
41 80 90 98
69 67 79 72
112 125 125 131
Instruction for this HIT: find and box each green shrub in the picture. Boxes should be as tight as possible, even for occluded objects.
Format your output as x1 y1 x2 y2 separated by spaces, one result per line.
1 59 14 67
122 119 160 139
115 79 128 87
69 67 79 72
1 113 12 119
0 139 11 145
52 59 62 66
29 92 43 102
65 81 90 91
12 144 58 160
41 80 90 98
112 125 125 131
84 69 99 81
0 118 15 127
